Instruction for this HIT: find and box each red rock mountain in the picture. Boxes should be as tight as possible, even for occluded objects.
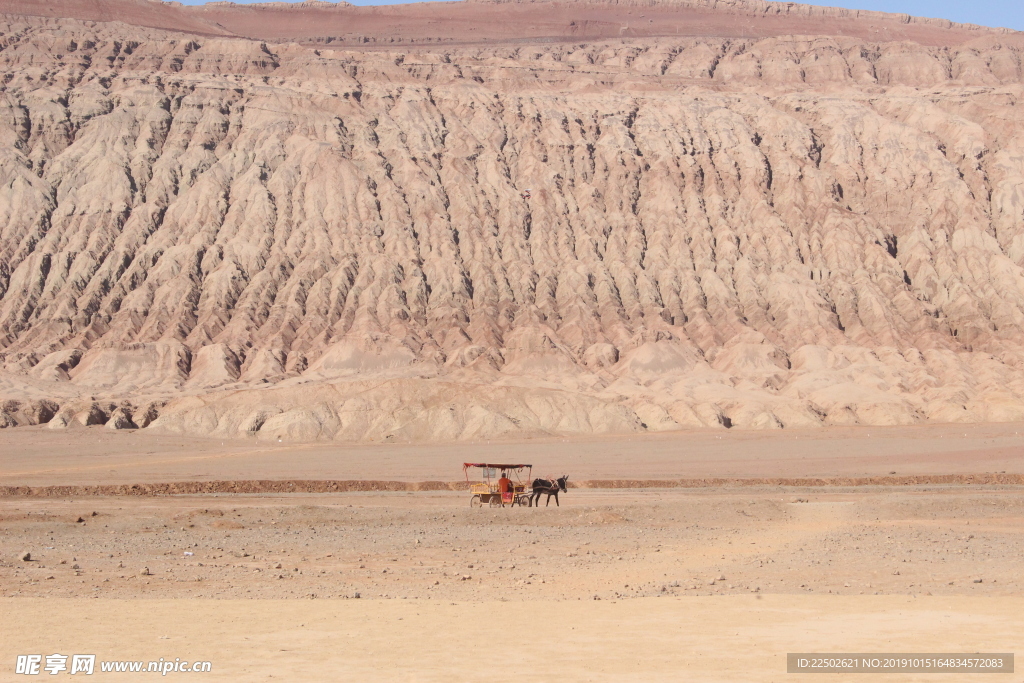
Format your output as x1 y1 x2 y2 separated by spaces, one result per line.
1 0 1023 440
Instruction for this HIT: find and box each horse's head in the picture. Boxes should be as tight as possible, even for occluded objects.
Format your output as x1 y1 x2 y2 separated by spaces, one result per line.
558 475 569 492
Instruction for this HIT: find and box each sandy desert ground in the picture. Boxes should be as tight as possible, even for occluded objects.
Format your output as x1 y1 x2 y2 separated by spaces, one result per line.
1 595 1021 681
2 424 1023 680
3 420 1024 487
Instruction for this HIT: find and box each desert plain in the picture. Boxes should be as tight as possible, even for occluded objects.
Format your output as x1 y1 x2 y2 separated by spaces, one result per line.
2 422 1023 681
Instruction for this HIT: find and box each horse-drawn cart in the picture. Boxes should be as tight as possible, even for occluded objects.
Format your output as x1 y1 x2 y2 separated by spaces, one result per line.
464 463 533 507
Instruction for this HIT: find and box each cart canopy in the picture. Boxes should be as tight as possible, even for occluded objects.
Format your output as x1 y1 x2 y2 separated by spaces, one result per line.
463 463 531 470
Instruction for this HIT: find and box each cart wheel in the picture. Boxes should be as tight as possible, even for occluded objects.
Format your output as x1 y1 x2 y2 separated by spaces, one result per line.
489 496 503 508
470 495 482 508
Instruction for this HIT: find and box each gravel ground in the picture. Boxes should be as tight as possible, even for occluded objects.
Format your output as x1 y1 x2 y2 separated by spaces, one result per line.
3 487 1022 601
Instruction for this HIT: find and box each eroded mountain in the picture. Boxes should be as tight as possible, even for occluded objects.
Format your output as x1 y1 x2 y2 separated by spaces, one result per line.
1 2 1024 440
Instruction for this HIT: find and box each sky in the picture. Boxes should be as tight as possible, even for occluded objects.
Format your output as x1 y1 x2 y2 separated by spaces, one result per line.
171 0 1024 32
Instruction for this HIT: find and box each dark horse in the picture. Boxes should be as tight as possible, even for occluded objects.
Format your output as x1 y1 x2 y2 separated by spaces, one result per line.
530 475 569 507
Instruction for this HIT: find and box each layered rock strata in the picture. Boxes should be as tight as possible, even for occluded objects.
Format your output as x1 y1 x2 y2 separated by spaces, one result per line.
1 7 1024 440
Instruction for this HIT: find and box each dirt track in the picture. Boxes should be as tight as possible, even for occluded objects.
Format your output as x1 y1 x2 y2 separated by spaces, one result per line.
2 473 1024 497
3 421 1024 488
